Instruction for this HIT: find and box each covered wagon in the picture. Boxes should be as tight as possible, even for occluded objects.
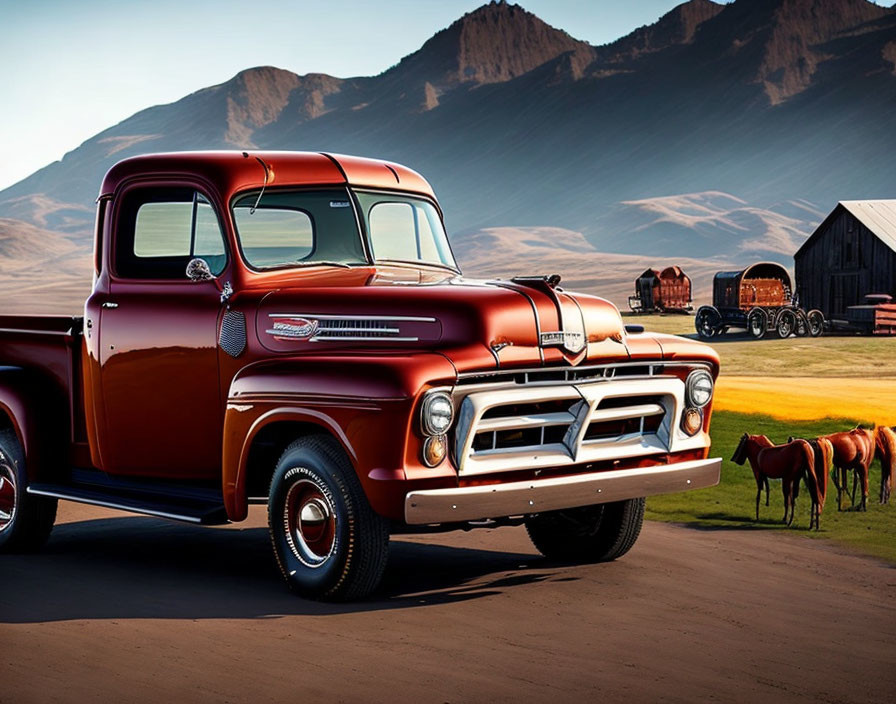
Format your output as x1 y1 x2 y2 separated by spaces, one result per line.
695 262 824 339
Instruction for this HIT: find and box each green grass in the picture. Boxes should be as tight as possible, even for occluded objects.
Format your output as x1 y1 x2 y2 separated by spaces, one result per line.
646 410 896 564
623 313 896 378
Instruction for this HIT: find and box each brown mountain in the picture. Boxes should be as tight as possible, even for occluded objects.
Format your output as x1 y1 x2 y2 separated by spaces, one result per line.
1 0 893 281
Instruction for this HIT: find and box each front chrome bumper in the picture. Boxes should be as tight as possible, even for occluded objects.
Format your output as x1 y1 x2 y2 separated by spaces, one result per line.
404 457 721 525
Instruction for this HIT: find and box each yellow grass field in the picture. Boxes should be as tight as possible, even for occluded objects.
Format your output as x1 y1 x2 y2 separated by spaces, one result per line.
714 376 896 425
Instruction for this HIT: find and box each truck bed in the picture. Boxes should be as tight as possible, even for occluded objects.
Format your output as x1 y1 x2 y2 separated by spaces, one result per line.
0 314 87 460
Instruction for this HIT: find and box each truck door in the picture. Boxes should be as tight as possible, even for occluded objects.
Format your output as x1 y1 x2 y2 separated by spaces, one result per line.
98 184 228 479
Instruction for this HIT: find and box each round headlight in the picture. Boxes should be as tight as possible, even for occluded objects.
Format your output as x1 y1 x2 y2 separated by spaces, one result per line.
686 370 714 408
422 391 454 436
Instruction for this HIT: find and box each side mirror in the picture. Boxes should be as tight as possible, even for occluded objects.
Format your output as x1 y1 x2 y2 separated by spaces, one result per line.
186 258 213 282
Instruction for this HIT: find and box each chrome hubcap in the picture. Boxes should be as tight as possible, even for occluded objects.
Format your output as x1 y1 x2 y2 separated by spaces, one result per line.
284 477 336 568
0 461 17 533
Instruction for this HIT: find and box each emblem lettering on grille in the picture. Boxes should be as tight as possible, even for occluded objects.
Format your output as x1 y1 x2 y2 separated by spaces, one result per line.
539 331 585 353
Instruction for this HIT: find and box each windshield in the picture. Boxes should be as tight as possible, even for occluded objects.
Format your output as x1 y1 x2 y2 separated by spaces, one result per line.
355 191 457 270
232 188 367 269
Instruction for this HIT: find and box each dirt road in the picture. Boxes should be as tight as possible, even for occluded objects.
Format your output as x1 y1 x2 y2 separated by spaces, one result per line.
2 502 894 703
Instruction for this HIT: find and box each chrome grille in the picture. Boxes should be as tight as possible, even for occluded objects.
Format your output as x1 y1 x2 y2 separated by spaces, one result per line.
452 372 710 476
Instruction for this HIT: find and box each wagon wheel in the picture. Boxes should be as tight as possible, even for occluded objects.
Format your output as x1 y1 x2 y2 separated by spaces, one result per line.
795 310 810 337
747 308 768 339
695 307 721 339
775 309 797 339
806 310 824 337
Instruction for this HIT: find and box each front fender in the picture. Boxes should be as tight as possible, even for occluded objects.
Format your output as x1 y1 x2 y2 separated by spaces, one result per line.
222 353 457 521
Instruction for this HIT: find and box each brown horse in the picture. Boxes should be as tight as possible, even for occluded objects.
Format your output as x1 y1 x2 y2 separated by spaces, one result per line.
732 433 818 528
788 435 832 528
876 426 896 504
823 428 874 512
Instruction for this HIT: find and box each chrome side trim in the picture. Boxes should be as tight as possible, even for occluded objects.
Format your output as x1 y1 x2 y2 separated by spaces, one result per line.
268 313 436 322
405 457 722 524
26 487 205 524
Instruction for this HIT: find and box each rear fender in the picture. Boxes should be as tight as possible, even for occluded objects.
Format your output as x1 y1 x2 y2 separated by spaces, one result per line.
0 366 66 481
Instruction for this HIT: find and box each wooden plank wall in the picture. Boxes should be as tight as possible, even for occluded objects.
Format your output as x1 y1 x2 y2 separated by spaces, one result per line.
795 209 896 319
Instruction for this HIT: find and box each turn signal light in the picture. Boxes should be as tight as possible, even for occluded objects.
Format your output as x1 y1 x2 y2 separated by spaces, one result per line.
423 435 448 467
681 407 703 436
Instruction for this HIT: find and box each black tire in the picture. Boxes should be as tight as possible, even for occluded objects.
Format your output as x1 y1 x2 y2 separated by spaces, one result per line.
525 498 645 563
695 307 720 339
0 429 57 553
268 435 390 601
747 308 768 339
776 309 797 339
794 310 810 337
807 310 824 337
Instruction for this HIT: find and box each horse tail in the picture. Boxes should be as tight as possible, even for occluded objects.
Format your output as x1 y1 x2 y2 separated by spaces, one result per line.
816 438 832 508
798 440 816 503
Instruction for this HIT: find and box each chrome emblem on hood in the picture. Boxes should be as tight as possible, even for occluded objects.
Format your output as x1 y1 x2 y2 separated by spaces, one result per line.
266 317 319 340
539 331 586 354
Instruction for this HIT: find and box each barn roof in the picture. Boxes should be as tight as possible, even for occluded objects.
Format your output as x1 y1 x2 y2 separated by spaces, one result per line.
796 200 896 257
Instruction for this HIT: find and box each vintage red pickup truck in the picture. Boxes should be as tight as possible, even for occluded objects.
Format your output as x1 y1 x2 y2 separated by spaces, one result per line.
0 151 721 600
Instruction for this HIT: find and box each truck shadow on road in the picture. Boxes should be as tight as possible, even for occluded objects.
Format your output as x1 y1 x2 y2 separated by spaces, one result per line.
0 516 573 623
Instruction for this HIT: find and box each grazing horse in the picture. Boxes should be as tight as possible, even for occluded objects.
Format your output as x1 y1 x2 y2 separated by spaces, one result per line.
787 435 832 529
823 429 873 512
876 426 896 504
731 433 817 528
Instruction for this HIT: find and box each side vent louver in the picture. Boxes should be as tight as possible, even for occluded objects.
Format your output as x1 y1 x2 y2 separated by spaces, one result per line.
219 310 247 358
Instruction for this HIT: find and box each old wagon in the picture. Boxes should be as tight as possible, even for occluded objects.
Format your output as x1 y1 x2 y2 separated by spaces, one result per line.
628 266 693 314
695 262 824 339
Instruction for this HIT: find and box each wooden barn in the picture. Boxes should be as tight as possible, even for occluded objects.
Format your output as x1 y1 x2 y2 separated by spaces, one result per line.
795 200 896 321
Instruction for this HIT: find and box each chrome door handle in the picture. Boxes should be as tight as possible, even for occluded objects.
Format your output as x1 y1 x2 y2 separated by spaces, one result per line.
102 302 119 309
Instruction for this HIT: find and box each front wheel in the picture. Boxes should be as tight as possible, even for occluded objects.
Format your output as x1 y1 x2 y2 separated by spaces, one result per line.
0 430 57 553
525 498 645 562
695 307 721 339
268 435 390 601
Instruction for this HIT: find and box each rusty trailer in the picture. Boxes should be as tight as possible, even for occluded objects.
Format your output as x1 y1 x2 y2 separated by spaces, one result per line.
628 266 693 314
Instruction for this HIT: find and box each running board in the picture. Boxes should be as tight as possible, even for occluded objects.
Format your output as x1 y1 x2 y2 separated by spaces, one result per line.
27 483 230 525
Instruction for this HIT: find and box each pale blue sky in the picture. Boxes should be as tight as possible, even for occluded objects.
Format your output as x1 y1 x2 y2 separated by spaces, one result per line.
0 0 889 190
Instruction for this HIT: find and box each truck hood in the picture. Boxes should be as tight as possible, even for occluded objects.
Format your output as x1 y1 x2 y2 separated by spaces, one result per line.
253 269 701 373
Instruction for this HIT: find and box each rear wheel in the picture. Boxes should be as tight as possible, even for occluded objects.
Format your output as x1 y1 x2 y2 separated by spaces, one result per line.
747 308 768 339
776 309 797 339
525 498 645 562
268 435 390 601
807 310 824 337
0 429 57 553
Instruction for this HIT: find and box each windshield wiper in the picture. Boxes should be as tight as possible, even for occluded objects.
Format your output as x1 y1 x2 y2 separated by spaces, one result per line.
376 258 459 272
287 260 355 269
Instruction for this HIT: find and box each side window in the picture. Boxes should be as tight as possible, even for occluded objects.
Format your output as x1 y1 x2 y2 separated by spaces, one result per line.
116 187 227 279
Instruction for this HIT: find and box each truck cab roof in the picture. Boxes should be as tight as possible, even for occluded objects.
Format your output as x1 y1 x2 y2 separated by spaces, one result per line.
98 151 437 203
